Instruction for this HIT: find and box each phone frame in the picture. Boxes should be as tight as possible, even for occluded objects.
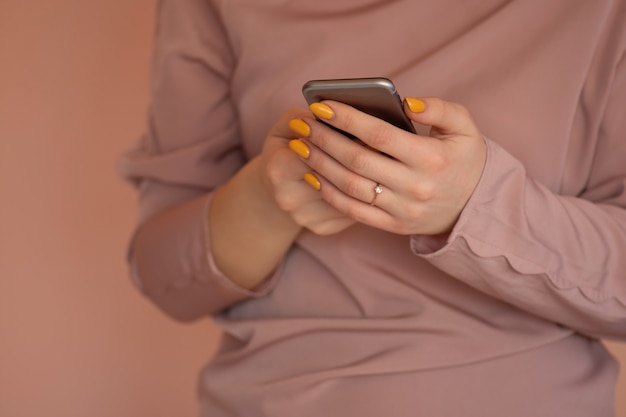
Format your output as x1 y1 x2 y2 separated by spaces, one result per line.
302 77 416 134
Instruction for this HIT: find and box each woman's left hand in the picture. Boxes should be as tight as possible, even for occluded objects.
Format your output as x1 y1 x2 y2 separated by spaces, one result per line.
287 97 487 236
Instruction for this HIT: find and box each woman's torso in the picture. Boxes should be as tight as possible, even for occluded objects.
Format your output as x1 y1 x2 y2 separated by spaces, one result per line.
199 1 624 415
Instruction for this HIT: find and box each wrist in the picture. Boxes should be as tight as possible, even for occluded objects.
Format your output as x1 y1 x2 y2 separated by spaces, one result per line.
209 157 302 290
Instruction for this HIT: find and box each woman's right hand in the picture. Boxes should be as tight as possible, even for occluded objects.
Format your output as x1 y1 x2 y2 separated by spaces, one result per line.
209 108 354 290
259 108 356 236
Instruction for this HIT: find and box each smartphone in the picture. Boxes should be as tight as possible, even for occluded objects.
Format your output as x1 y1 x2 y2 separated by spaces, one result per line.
302 77 416 134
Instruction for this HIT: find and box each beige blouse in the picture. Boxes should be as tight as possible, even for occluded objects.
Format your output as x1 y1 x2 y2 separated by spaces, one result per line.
118 0 626 415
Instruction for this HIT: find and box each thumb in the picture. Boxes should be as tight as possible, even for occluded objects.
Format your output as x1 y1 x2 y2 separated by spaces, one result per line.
404 96 480 138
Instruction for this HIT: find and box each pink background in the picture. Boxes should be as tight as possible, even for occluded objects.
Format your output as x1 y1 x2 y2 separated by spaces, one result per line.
0 1 623 416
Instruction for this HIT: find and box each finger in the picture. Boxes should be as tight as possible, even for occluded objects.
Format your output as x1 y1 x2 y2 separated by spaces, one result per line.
308 101 424 162
305 217 355 236
273 175 324 211
302 170 402 222
290 115 424 212
289 115 389 172
299 132 393 205
313 173 399 229
290 198 353 235
403 97 480 138
272 107 312 139
265 146 309 186
298 108 405 181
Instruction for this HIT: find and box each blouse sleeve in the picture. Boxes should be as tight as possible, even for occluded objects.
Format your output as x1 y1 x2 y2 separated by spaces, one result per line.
117 0 277 321
412 53 626 341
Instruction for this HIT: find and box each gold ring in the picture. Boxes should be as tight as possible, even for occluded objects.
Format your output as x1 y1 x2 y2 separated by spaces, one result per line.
370 183 383 206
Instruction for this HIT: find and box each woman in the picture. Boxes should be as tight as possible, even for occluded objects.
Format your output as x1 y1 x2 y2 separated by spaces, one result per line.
119 0 626 415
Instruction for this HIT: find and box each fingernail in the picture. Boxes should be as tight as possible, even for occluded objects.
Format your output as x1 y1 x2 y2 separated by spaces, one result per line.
303 173 321 190
309 102 334 120
289 118 310 137
405 97 425 113
289 139 310 159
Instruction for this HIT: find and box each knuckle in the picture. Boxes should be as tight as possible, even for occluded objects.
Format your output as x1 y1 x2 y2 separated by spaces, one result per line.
452 101 469 116
264 150 294 183
313 128 332 151
344 204 367 224
408 180 435 202
346 150 370 173
369 124 393 150
264 158 282 184
340 110 358 133
404 203 425 223
432 98 470 122
425 150 447 173
275 192 297 211
342 176 362 197
454 103 472 124
428 96 445 111
322 188 340 209
447 101 475 129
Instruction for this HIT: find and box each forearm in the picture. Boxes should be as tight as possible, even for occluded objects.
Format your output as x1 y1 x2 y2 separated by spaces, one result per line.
413 139 626 339
209 156 302 290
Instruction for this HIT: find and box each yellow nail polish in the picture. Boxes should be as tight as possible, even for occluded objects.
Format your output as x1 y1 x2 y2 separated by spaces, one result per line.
289 139 310 159
289 118 311 137
303 172 321 190
405 97 425 113
309 102 334 120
